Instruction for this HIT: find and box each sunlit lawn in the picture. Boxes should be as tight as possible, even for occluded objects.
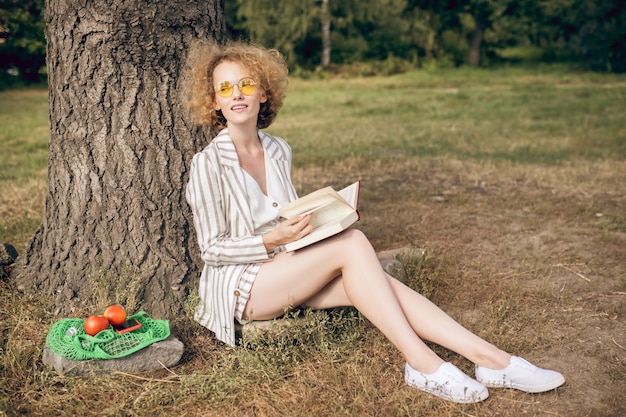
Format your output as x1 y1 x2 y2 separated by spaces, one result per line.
0 88 49 250
1 66 625 416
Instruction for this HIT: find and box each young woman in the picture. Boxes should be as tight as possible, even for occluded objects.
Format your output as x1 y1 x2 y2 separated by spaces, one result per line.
184 40 565 403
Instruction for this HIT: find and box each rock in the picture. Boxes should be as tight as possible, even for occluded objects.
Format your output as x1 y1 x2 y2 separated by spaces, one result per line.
0 243 18 280
377 247 426 284
42 335 184 376
379 257 405 282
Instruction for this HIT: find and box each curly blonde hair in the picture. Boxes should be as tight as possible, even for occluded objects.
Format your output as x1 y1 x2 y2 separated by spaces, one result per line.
185 39 288 132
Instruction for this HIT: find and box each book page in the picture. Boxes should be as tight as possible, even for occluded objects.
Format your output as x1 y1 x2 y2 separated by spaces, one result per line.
308 201 353 229
284 210 360 252
279 186 350 219
337 181 360 209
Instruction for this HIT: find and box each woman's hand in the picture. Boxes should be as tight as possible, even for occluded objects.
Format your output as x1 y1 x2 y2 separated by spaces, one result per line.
263 214 313 252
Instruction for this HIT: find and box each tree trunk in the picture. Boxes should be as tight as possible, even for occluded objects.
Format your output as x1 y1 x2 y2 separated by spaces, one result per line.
321 0 331 67
468 17 485 67
16 0 226 319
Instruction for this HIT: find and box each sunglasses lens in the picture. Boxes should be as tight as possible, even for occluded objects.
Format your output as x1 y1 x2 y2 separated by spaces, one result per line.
217 82 234 98
240 79 256 95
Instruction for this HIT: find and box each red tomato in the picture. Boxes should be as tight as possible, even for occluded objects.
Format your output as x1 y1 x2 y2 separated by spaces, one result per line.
103 304 127 326
84 315 110 336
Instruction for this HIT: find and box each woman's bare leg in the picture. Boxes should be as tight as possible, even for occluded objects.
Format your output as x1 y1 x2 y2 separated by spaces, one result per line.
246 229 444 372
245 229 509 372
307 275 510 370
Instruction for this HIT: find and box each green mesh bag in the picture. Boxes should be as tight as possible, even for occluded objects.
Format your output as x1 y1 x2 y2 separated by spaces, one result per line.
46 311 170 360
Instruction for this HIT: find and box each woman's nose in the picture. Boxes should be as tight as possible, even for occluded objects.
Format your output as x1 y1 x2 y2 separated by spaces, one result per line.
231 84 243 98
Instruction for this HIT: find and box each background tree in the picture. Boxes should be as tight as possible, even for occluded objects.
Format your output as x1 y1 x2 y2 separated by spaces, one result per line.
0 0 46 87
543 0 626 72
3 0 626 78
320 0 330 67
407 0 516 66
344 0 413 61
16 0 225 318
227 0 318 68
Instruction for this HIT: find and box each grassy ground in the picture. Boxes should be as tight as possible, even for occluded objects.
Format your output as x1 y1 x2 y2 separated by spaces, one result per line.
1 66 625 416
0 88 48 250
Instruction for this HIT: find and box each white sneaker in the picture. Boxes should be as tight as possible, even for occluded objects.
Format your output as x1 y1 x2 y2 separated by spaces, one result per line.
475 356 565 393
405 362 489 403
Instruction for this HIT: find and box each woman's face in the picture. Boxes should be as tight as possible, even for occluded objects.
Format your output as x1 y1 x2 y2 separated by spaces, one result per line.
212 60 267 129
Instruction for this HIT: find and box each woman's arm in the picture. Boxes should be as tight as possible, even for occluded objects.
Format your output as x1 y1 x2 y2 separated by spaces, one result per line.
186 151 272 266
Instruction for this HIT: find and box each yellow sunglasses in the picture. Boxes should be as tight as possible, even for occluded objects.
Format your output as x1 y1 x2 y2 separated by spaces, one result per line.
215 78 257 98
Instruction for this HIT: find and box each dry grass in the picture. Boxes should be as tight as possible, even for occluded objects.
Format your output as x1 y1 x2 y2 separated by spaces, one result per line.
1 68 625 416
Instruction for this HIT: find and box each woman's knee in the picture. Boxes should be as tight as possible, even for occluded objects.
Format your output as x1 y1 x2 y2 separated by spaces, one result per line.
340 229 372 249
311 229 375 265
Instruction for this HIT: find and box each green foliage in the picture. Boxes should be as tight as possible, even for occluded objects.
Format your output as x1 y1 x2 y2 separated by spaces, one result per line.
0 0 46 88
575 0 626 72
227 0 320 67
2 0 625 78
226 0 626 72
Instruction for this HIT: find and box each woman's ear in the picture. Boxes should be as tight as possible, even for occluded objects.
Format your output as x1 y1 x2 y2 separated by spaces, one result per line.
260 91 268 104
213 98 221 110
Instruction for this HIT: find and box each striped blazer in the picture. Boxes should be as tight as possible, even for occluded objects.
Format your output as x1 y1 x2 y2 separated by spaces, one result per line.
186 129 298 346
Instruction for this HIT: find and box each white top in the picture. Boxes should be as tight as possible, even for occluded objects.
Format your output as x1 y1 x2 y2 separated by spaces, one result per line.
241 150 290 234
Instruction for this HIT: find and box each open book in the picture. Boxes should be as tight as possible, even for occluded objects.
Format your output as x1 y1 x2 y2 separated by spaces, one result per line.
279 181 361 252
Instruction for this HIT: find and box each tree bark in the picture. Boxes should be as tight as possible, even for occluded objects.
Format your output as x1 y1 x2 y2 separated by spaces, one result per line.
16 0 225 319
321 0 331 67
468 22 484 66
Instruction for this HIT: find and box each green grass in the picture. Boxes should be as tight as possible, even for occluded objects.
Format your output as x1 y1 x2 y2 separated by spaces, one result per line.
270 67 626 167
0 88 49 182
0 88 48 250
1 67 626 417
